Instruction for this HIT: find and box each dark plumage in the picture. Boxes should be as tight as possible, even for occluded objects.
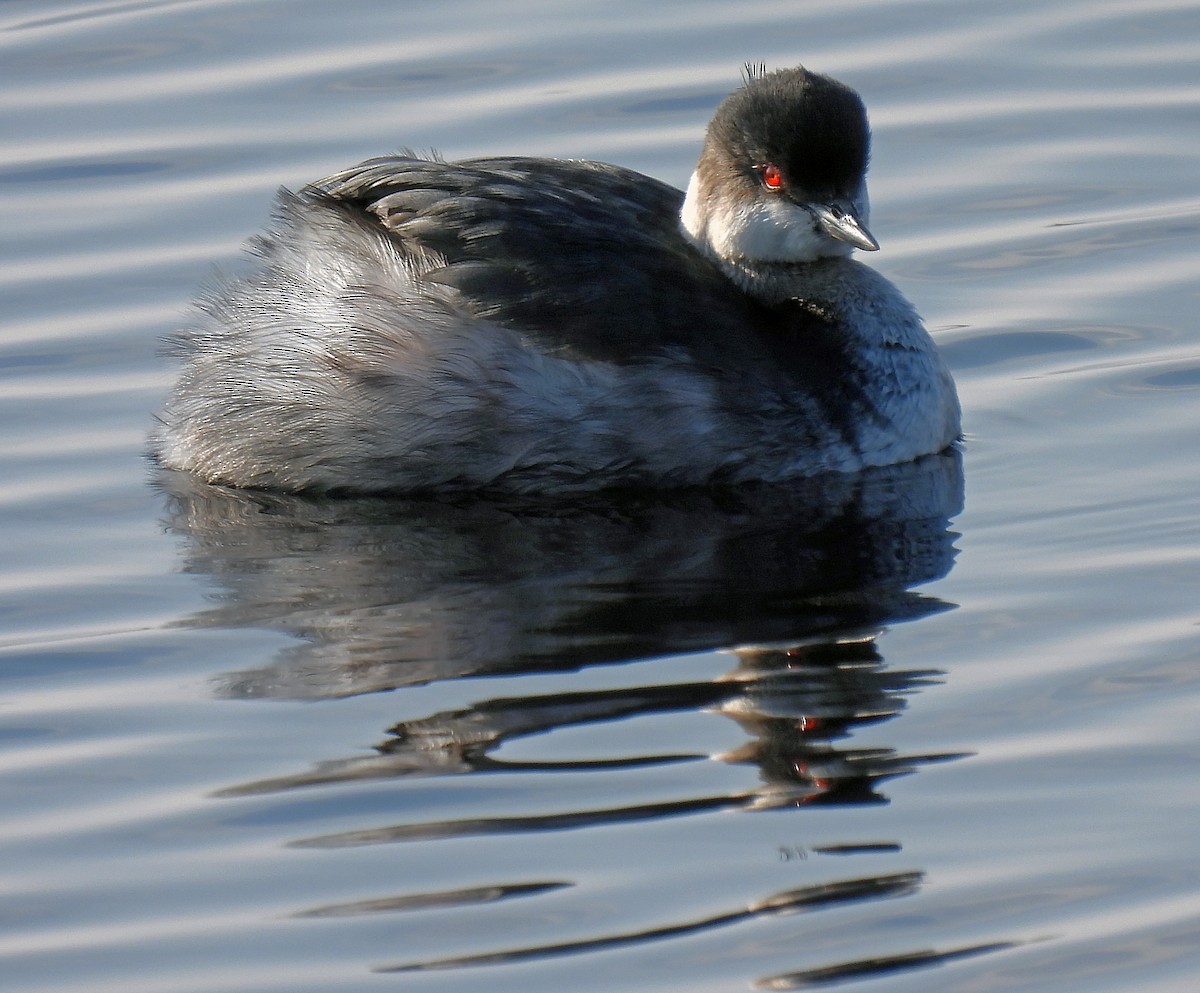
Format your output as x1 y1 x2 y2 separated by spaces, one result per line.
153 66 959 494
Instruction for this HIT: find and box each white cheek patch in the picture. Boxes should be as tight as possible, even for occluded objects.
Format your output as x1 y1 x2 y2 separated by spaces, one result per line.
679 171 706 246
720 196 852 263
680 171 854 264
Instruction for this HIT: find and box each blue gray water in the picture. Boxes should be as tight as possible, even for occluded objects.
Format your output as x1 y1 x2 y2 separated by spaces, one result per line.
2 2 1199 991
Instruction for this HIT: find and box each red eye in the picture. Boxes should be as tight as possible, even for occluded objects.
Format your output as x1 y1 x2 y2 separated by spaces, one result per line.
760 163 784 190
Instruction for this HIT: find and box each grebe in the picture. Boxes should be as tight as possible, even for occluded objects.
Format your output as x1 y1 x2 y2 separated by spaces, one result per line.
153 66 960 494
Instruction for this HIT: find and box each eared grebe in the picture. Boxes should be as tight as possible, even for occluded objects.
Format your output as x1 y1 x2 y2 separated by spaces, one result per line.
153 66 960 494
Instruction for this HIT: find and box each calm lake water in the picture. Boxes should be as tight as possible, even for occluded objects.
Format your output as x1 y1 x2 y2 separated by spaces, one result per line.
2 1 1199 991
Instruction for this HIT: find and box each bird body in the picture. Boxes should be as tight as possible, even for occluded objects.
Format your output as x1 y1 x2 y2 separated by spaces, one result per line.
154 68 960 494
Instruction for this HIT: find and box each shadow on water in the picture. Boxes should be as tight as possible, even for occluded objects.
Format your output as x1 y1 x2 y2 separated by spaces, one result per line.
156 450 1020 984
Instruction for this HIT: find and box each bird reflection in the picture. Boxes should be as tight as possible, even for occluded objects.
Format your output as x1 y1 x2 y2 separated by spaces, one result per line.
156 451 1014 984
220 638 965 825
158 450 964 699
375 871 927 973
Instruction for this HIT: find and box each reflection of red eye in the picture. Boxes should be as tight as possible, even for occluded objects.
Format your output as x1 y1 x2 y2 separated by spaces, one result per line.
760 163 784 190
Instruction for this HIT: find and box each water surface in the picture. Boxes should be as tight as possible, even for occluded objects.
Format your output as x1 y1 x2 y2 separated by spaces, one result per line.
2 2 1199 991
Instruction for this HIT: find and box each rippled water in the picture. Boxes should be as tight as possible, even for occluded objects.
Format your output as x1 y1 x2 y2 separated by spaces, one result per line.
3 1 1199 991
